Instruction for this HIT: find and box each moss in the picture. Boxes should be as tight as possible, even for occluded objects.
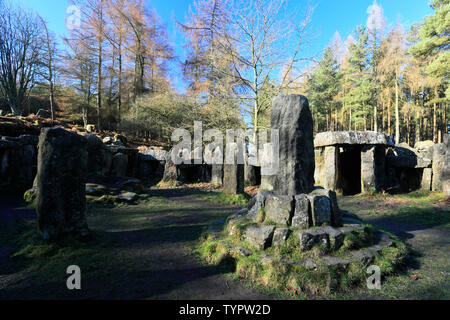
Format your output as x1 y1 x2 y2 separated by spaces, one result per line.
257 207 266 223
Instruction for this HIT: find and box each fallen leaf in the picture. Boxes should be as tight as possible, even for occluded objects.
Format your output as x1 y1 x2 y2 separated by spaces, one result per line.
411 274 419 280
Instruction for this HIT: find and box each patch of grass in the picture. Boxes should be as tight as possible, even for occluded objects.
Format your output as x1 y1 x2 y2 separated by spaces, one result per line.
195 190 251 207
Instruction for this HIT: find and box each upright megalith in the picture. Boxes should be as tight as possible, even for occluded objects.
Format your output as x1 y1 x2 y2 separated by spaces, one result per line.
271 95 315 196
36 128 89 240
442 134 450 196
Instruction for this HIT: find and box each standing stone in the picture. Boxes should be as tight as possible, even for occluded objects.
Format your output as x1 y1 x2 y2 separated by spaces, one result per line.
223 163 244 194
308 194 332 227
272 228 290 247
324 146 339 191
85 134 112 177
211 164 223 186
442 134 450 196
361 145 386 193
292 194 311 229
432 143 445 192
271 95 315 196
112 153 128 177
36 128 89 240
421 168 433 191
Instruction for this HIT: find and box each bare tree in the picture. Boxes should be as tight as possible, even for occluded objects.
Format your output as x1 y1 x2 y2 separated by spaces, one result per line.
0 3 41 115
38 16 58 121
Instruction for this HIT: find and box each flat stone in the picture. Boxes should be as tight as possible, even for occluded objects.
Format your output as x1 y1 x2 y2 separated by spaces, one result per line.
233 247 253 258
272 228 290 247
227 216 250 238
265 195 294 226
314 131 392 147
322 256 351 268
322 226 344 251
296 229 329 251
245 226 276 250
351 250 375 265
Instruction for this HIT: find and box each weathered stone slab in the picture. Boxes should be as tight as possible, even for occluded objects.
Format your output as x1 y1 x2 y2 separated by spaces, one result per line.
308 194 332 227
265 195 294 226
115 192 138 203
387 146 432 169
292 194 310 229
432 143 445 191
271 95 315 195
322 226 344 251
36 128 89 240
248 190 273 221
310 189 341 227
272 228 290 247
421 168 433 191
314 131 392 147
296 229 329 251
322 256 351 268
442 134 450 196
361 145 386 193
323 146 339 190
211 164 223 186
223 164 244 194
351 250 375 266
112 153 128 177
245 226 276 250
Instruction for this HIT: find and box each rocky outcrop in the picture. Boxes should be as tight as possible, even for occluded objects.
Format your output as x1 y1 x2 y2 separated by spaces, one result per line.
271 95 315 195
36 128 89 240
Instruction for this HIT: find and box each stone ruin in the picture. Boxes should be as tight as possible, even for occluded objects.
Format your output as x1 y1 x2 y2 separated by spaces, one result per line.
314 131 450 195
203 95 399 278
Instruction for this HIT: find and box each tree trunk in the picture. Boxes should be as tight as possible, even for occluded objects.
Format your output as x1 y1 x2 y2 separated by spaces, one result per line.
395 71 400 145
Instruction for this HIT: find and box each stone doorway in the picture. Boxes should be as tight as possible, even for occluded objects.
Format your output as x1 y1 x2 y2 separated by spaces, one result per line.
338 146 362 195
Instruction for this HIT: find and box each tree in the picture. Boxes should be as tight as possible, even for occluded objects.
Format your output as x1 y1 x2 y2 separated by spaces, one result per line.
0 3 42 115
307 46 342 132
341 27 373 131
378 25 406 144
38 17 58 121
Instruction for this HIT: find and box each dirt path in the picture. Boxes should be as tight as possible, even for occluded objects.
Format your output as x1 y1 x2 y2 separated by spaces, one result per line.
0 190 275 300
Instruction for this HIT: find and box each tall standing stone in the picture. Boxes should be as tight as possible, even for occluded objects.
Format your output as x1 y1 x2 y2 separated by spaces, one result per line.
432 143 445 192
442 134 450 196
323 146 339 191
223 164 244 194
36 128 89 240
361 145 386 193
271 95 315 195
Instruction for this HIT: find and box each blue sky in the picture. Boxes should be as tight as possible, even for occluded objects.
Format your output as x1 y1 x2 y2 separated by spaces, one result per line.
16 0 433 91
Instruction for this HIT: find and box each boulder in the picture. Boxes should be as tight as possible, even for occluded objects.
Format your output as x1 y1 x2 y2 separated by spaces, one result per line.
36 128 89 240
387 146 432 169
415 140 434 160
314 131 392 148
271 95 315 195
245 225 276 250
292 194 311 229
265 195 294 226
102 136 113 144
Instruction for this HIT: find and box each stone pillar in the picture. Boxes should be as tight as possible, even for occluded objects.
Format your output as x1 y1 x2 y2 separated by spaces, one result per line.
112 153 128 177
223 163 244 194
211 164 223 186
361 145 386 193
442 134 450 196
432 143 445 192
36 128 89 240
271 95 315 196
323 146 339 192
421 168 433 191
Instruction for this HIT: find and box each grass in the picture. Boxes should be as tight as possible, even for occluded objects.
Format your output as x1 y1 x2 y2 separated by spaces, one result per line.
342 191 450 229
